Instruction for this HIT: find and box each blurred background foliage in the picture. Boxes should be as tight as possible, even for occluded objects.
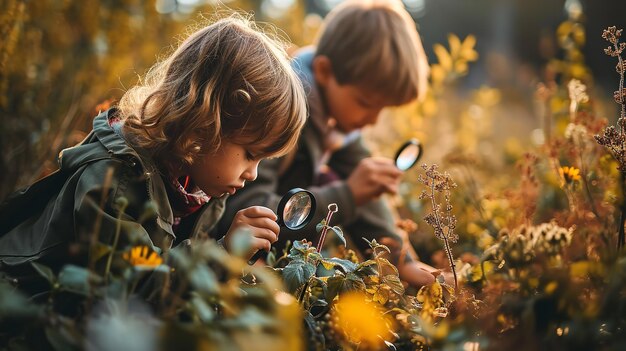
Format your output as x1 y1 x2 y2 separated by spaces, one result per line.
1 0 624 199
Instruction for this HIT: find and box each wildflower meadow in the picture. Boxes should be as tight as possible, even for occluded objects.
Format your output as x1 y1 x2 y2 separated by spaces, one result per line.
1 1 626 350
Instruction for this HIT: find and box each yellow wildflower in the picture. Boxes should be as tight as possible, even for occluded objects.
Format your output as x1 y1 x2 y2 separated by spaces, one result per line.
544 281 559 295
123 246 163 268
559 166 581 184
333 292 392 346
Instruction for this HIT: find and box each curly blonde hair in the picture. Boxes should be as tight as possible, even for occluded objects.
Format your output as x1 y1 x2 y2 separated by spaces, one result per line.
118 16 306 173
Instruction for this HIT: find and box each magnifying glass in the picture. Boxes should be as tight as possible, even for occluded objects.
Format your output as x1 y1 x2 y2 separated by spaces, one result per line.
394 138 423 171
248 187 316 264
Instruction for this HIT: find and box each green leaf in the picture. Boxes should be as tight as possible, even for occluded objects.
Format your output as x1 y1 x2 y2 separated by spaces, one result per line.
326 275 345 302
229 227 253 258
327 273 366 300
308 277 329 301
358 259 378 268
309 294 330 319
223 307 275 328
363 237 391 255
316 220 327 233
383 274 405 295
282 259 316 294
326 257 358 274
30 262 55 285
189 265 218 295
319 259 336 271
376 257 399 276
328 226 346 247
0 281 42 318
289 240 310 260
191 294 215 323
168 246 192 271
57 265 103 296
344 272 366 292
355 260 379 277
104 280 126 300
307 251 323 263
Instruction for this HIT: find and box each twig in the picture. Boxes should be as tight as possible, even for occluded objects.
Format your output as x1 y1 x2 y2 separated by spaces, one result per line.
316 203 338 253
419 164 459 291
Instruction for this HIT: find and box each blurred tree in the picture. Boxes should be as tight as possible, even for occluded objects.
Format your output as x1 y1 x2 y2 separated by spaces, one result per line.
0 0 188 198
0 0 313 199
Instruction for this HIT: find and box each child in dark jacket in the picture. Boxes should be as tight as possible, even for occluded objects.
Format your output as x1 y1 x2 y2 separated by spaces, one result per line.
218 0 450 287
0 17 306 293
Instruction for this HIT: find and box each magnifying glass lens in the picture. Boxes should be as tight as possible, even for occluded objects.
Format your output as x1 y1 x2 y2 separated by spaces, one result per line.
395 139 422 171
248 188 317 264
283 192 312 229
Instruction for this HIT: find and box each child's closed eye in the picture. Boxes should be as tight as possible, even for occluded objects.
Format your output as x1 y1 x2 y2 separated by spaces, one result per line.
245 150 257 161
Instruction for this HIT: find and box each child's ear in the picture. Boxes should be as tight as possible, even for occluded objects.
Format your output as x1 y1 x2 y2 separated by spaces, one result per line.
312 55 334 87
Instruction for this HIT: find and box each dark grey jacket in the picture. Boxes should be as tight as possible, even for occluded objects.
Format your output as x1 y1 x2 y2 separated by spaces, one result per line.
216 48 406 261
0 109 225 276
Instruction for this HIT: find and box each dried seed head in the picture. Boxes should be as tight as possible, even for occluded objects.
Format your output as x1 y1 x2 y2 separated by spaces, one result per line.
568 79 589 104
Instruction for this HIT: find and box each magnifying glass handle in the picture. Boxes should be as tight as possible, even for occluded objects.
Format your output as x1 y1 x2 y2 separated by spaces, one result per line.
248 249 267 265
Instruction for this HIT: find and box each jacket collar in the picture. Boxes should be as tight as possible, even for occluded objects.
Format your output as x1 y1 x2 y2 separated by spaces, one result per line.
60 109 177 238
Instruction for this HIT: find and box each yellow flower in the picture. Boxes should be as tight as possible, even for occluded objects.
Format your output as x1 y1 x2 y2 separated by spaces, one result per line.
559 166 581 184
333 292 392 346
544 281 559 295
123 246 163 268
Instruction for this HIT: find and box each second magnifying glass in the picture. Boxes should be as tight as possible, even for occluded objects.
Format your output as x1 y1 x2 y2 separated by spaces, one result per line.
248 188 316 264
394 138 423 171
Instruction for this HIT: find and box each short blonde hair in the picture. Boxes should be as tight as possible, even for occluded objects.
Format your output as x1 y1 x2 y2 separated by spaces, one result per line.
315 0 428 104
119 16 306 172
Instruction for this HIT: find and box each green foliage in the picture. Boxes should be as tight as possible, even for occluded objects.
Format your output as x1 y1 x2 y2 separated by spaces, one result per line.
0 239 305 350
270 236 448 350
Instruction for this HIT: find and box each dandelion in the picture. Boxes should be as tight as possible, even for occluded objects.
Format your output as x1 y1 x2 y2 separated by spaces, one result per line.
123 246 163 268
333 292 392 346
559 166 582 183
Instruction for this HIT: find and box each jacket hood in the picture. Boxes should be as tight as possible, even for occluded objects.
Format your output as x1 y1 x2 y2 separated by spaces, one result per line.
58 108 141 171
57 108 175 235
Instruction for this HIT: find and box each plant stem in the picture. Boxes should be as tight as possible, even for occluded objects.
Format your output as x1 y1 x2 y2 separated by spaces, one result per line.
297 277 310 304
316 204 338 253
619 174 626 250
300 204 339 305
578 151 602 221
105 200 128 285
428 181 458 291
442 233 458 291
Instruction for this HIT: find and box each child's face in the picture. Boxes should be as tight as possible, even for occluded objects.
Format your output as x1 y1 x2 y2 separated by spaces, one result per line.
187 141 260 198
314 57 395 133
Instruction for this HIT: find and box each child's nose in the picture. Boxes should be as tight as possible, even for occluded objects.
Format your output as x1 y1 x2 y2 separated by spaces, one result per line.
243 161 259 181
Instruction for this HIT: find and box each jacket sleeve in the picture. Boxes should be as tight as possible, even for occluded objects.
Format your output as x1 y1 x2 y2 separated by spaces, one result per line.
217 136 409 264
216 153 358 245
327 137 409 262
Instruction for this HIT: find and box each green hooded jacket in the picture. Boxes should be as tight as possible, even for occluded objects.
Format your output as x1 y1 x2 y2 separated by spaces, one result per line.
0 109 226 287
